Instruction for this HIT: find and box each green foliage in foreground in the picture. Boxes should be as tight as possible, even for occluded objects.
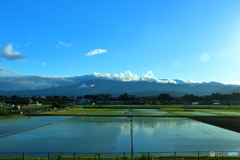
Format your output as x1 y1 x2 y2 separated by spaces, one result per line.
1 155 240 160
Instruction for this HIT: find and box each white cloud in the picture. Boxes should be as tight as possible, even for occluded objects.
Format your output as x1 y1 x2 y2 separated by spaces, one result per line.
0 45 26 61
59 41 72 47
0 74 76 91
43 62 47 66
0 70 203 91
141 71 177 83
85 49 107 56
143 70 154 78
231 81 240 85
78 83 95 88
93 71 139 81
25 42 31 46
92 71 178 84
0 67 21 76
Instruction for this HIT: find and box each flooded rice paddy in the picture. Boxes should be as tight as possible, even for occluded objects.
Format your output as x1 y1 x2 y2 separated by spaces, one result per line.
0 113 240 155
0 116 72 137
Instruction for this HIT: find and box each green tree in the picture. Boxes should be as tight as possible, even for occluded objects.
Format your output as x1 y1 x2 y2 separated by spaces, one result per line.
118 93 129 101
52 101 61 108
157 93 174 102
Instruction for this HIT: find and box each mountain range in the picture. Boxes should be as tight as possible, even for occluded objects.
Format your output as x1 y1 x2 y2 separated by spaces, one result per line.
0 78 240 97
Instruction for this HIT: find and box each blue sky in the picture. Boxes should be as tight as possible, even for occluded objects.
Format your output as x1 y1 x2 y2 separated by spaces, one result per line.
1 0 240 85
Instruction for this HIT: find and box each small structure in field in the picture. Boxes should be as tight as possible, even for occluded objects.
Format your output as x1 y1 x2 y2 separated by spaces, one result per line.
35 102 42 107
192 102 199 105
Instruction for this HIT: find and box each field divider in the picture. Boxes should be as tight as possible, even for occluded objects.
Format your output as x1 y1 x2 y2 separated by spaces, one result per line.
130 116 133 156
87 109 107 115
0 116 75 139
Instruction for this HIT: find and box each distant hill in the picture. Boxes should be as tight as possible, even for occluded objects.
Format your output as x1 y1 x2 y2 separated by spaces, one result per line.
0 79 239 96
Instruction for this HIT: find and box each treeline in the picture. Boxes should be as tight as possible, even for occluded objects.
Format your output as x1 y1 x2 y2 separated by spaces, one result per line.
0 92 240 106
157 92 240 105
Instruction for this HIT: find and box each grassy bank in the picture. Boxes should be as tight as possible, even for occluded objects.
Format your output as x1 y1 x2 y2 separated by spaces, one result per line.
158 108 195 111
70 104 240 109
43 108 105 115
0 115 23 120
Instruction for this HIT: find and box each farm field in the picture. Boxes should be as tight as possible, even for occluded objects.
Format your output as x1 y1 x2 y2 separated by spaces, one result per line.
74 104 240 109
75 104 240 108
132 109 174 116
0 116 131 153
0 116 240 156
132 117 240 153
39 108 240 116
44 108 104 115
90 109 131 115
0 116 73 137
0 115 22 120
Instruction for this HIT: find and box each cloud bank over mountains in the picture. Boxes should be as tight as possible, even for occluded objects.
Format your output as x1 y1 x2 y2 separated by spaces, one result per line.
0 67 21 76
0 68 203 91
92 71 199 84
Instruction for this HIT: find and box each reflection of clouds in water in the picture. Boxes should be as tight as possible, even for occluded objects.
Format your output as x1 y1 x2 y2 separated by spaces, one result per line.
120 123 130 135
91 117 201 137
131 118 199 136
133 123 155 135
201 54 210 61
119 118 131 135
119 118 155 136
171 60 182 69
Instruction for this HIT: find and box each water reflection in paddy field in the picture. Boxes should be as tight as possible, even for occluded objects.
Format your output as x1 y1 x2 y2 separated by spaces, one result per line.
0 116 240 154
133 117 240 153
0 117 131 153
0 116 73 137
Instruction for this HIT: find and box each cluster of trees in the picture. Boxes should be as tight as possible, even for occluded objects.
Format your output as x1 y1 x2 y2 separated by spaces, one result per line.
0 92 240 106
157 92 240 105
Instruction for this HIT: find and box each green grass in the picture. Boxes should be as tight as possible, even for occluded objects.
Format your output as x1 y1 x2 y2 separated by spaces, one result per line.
43 108 104 115
75 104 240 109
194 109 240 116
42 108 131 115
158 108 194 111
164 108 240 116
132 109 174 116
170 112 215 116
39 107 240 116
90 109 130 115
0 115 23 120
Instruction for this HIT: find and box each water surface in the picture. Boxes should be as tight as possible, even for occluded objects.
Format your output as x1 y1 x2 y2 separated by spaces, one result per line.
0 116 72 137
0 116 240 155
